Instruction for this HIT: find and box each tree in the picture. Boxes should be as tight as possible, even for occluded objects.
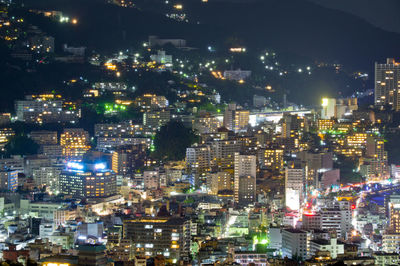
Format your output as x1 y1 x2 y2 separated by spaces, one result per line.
153 121 196 161
334 154 363 184
4 136 39 156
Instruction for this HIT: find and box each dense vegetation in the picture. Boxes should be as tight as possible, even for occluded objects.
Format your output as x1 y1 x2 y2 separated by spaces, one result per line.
153 121 196 161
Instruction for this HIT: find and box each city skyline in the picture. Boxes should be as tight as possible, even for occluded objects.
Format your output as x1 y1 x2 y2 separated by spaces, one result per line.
0 0 399 265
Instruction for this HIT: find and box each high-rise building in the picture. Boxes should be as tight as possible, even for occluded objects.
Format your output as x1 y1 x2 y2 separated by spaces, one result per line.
210 140 241 169
207 171 234 195
285 165 305 211
375 58 400 111
186 145 211 174
363 135 389 180
223 104 249 133
389 201 400 234
259 148 284 170
32 166 61 194
40 144 63 159
111 145 147 178
298 151 333 189
123 217 190 261
234 110 250 133
0 170 18 192
59 160 117 199
319 207 351 238
143 109 171 129
234 153 256 205
60 128 91 160
383 233 400 253
281 114 305 139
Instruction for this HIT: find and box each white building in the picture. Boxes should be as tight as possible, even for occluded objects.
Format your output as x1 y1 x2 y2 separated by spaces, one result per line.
32 166 61 194
150 50 172 67
96 137 151 151
268 227 282 250
320 208 351 238
285 167 305 211
15 95 80 124
224 69 251 81
309 238 344 259
143 170 159 190
39 223 55 238
281 228 308 260
186 145 211 174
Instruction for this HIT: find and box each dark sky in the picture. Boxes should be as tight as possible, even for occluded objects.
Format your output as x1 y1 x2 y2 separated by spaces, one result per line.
309 0 400 33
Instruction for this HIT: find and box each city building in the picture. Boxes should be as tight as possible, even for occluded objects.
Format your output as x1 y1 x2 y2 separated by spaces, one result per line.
59 159 117 199
207 171 233 195
143 109 171 129
133 94 169 110
321 97 357 119
29 130 58 145
111 145 147 178
223 69 251 81
186 145 211 175
285 165 305 211
0 128 14 148
32 166 61 193
375 58 400 111
223 104 249 133
150 50 172 67
60 128 91 160
94 122 154 138
234 153 256 205
15 94 80 124
123 217 190 262
77 244 109 266
0 169 18 191
97 137 150 151
148 35 186 48
281 229 308 260
260 148 284 170
309 238 344 259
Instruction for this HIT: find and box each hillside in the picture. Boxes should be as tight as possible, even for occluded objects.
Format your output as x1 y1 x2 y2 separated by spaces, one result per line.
183 0 400 70
309 0 400 34
15 0 400 71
